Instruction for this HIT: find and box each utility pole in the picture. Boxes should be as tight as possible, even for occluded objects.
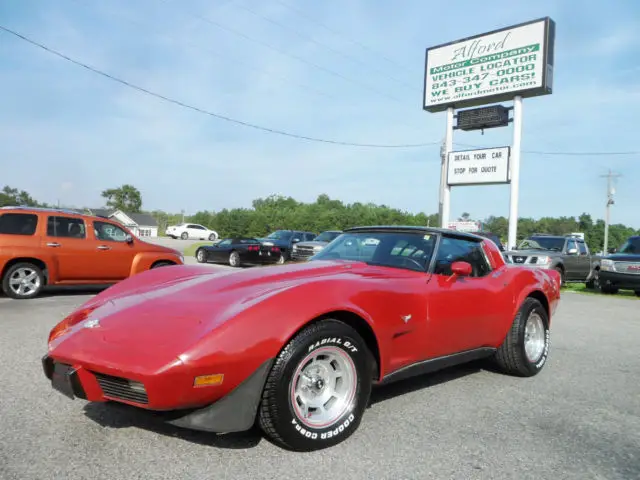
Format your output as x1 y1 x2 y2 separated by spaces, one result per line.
600 169 621 254
438 138 446 226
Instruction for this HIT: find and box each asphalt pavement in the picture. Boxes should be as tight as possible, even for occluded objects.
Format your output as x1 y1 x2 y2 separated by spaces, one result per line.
0 290 638 480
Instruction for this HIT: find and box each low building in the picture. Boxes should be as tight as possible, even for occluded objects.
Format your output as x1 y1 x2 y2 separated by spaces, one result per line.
85 208 159 238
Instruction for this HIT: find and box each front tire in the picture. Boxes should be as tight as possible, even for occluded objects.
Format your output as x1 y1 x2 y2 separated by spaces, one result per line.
494 297 550 377
196 248 207 263
2 262 45 299
208 233 216 241
180 232 188 240
258 319 373 452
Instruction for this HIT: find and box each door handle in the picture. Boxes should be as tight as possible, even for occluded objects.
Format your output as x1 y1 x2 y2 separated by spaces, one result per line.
97 245 111 250
46 242 61 247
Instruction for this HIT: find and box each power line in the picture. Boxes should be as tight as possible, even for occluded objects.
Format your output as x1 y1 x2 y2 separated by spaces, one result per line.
0 24 439 148
454 142 640 156
67 0 340 103
3 24 639 157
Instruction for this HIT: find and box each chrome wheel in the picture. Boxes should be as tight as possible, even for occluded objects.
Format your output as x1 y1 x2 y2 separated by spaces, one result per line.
290 346 357 429
9 267 41 297
229 251 240 267
196 249 206 263
524 311 546 363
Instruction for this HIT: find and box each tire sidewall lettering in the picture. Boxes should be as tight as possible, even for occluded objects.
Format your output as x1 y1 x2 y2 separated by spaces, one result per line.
290 332 363 442
534 328 550 370
307 336 358 354
291 413 356 441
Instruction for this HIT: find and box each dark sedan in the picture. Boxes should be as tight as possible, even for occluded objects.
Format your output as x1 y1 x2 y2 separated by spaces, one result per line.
195 237 282 267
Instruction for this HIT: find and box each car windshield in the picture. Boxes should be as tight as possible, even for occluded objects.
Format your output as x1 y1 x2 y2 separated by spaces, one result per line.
517 236 564 251
266 230 292 240
310 231 437 272
314 231 341 242
618 237 640 254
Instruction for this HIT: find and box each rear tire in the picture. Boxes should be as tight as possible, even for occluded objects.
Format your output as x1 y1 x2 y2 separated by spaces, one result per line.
229 251 241 267
600 284 618 294
181 232 188 240
258 319 373 452
2 262 45 300
494 297 550 377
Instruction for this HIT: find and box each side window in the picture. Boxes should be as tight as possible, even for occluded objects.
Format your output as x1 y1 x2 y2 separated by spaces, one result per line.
0 213 38 235
578 241 588 256
218 239 232 246
94 221 129 242
566 239 577 253
433 237 492 278
47 216 86 238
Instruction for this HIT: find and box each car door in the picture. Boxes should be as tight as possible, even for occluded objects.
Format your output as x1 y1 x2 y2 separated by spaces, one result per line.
91 221 139 280
43 215 98 281
576 240 592 280
423 235 510 359
209 239 233 262
563 239 580 280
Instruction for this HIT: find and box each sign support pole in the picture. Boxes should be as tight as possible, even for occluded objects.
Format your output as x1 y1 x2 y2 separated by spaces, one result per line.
507 95 523 250
440 106 454 228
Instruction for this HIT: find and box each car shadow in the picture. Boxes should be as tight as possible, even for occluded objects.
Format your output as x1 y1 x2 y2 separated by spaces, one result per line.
82 362 487 450
38 285 111 297
369 361 485 406
82 402 262 449
0 285 110 299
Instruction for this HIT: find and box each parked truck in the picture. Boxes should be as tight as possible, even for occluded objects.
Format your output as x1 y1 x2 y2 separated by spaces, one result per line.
503 233 593 286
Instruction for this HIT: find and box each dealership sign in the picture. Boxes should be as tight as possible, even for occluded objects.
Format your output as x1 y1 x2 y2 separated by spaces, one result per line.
447 147 510 186
423 17 555 112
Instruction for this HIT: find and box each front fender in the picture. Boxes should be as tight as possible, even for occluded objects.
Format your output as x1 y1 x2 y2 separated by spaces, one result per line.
511 267 561 327
181 279 383 399
130 252 182 274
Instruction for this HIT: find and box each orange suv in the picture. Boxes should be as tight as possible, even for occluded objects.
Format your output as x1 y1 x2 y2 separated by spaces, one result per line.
0 206 184 299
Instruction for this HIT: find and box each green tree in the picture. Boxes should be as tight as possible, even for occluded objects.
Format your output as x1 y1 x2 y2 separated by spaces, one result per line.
101 184 143 213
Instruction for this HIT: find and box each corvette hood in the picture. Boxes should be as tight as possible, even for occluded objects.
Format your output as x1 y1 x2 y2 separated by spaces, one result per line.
50 261 358 369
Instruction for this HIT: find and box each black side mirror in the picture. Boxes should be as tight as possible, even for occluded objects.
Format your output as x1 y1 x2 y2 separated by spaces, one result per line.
608 247 617 254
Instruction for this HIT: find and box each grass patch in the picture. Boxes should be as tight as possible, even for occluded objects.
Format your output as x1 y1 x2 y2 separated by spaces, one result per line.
184 242 209 257
563 282 639 299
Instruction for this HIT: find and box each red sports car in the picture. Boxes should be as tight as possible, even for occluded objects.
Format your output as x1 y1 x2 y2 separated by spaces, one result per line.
43 226 561 451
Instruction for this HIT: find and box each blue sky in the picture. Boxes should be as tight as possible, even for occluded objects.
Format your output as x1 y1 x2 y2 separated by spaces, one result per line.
1 0 639 228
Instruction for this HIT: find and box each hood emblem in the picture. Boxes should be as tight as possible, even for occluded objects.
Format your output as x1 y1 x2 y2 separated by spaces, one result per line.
83 318 101 329
401 314 412 324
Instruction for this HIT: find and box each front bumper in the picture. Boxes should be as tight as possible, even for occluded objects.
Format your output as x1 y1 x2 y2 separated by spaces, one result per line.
42 354 275 434
599 271 640 291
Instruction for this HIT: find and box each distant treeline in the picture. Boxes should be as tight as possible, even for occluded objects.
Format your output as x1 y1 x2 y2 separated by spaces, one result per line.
2 185 637 253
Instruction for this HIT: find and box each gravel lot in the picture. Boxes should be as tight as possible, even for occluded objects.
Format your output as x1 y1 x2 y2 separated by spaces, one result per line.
0 290 638 480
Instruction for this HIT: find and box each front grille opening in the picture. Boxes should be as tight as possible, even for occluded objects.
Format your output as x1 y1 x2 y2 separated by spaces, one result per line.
93 372 149 404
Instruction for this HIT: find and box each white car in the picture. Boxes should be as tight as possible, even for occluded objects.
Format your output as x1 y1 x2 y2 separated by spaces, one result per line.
165 223 218 241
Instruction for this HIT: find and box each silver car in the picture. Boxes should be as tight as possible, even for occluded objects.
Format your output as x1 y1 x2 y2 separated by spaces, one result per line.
291 230 342 261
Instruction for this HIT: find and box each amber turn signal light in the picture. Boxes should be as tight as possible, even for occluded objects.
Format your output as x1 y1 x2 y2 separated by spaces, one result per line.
193 374 224 387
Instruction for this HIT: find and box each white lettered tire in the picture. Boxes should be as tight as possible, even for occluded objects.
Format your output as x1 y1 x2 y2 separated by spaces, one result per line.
494 297 550 377
258 319 373 451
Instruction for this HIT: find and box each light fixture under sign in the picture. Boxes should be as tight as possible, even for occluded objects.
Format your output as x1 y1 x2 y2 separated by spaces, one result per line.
455 105 511 133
